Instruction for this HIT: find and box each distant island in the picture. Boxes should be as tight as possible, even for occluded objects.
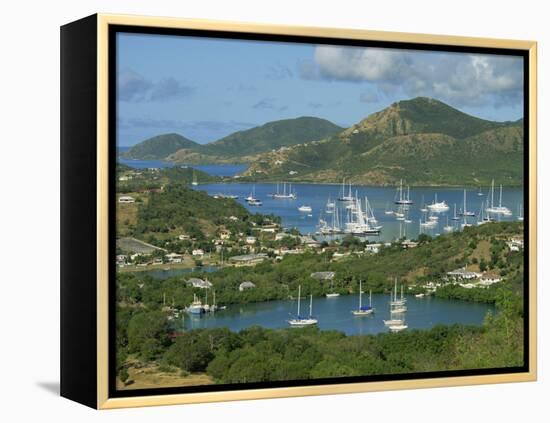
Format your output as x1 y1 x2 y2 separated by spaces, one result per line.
121 97 524 187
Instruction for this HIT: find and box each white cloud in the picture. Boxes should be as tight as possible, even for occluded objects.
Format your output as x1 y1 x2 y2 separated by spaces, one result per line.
301 46 523 108
117 69 195 103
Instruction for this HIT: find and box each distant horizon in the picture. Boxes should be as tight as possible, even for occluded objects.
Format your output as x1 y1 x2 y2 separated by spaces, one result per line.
117 32 524 147
119 97 524 147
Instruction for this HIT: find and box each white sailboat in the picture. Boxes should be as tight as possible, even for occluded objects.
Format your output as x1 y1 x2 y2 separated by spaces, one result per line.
326 279 340 298
389 278 407 307
419 195 428 213
477 186 484 196
384 201 394 215
288 285 318 326
246 185 262 206
338 178 354 202
191 170 198 186
270 182 297 199
518 204 524 221
186 294 204 315
352 281 374 316
427 193 449 212
395 205 406 221
443 216 454 232
383 290 406 327
298 205 312 213
486 179 512 215
388 321 408 332
477 201 489 225
451 203 460 221
459 189 476 217
394 179 414 205
325 196 335 214
344 195 381 235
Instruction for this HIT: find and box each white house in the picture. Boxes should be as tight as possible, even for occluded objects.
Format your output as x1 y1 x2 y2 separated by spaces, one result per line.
507 238 524 252
479 274 502 286
178 234 190 241
165 252 183 263
229 253 268 267
365 243 382 254
245 236 257 245
447 267 481 280
187 278 213 289
118 195 135 203
310 271 335 281
239 281 256 291
192 249 204 256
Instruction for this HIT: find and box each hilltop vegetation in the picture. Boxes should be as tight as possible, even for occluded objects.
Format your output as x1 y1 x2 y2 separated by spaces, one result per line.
116 165 220 194
122 117 342 164
243 97 524 186
199 116 342 157
121 133 200 160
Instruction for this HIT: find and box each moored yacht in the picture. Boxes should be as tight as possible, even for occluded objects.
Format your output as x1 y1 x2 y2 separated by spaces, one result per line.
288 285 318 326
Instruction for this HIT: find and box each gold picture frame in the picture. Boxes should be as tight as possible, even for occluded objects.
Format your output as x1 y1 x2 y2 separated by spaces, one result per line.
60 13 537 409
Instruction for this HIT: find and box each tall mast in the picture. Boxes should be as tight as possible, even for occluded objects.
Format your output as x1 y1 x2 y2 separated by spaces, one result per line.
491 179 495 208
369 289 372 307
499 185 503 208
359 280 362 308
464 189 467 213
297 285 301 316
309 294 313 317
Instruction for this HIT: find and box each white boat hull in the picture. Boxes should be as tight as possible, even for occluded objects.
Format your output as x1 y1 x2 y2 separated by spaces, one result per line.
288 318 318 326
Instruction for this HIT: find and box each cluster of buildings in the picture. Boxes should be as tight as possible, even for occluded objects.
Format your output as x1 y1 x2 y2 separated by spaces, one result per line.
445 267 502 289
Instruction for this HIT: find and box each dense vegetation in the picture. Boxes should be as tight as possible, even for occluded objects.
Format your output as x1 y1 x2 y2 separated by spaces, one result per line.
116 287 523 386
116 165 220 194
131 185 277 244
116 212 525 387
243 97 524 186
117 222 523 310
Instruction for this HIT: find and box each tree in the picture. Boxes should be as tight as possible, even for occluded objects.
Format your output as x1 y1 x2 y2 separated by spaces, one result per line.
127 311 169 359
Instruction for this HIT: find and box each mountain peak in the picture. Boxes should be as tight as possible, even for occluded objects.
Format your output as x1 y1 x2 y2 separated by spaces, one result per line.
122 133 199 160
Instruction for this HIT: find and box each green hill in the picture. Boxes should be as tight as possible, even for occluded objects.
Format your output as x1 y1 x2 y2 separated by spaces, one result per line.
122 133 200 160
243 97 524 186
202 116 342 156
166 117 343 164
123 117 342 164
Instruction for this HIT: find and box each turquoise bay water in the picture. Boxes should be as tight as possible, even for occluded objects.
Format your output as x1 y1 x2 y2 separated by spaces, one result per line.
179 293 494 336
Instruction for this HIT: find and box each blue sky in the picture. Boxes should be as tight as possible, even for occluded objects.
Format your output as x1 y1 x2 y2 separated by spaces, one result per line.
117 33 524 146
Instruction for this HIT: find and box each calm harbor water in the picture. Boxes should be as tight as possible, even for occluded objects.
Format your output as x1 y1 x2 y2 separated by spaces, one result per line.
180 293 494 336
196 182 524 242
118 156 248 177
